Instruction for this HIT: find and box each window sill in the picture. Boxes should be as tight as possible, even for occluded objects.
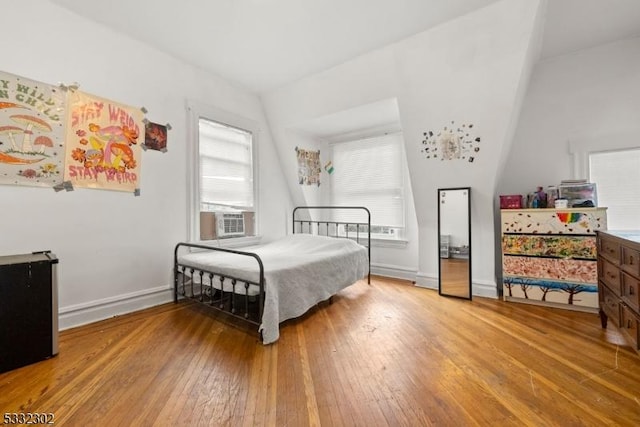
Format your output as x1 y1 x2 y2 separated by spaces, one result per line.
194 235 262 249
370 238 408 249
340 235 408 249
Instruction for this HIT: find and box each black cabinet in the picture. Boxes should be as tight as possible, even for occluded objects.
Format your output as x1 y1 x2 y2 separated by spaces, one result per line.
0 251 59 373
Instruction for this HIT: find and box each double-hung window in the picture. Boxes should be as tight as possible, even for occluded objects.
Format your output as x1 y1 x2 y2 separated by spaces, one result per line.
331 132 405 239
589 148 640 229
189 103 257 242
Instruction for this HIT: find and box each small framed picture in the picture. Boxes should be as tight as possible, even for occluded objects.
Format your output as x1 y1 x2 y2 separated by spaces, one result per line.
143 122 168 152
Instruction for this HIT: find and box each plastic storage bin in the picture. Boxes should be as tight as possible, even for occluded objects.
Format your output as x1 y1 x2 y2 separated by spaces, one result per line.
500 195 522 209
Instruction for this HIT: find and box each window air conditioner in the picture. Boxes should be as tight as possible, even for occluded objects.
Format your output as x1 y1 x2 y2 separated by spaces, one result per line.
215 212 245 237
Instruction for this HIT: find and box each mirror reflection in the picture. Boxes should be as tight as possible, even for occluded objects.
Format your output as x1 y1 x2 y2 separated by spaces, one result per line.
438 187 472 299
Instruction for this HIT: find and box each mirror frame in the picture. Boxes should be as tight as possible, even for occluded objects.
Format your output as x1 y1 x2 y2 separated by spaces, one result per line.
437 187 472 299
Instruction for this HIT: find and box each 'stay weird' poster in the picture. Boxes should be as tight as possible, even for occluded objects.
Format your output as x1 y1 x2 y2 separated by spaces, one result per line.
64 91 143 193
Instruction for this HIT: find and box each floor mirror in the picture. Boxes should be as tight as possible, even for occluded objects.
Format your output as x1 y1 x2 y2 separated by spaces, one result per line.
438 187 472 299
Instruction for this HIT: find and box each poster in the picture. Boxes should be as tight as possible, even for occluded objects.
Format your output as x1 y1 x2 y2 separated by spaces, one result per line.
143 121 167 151
296 147 321 186
64 90 143 192
0 70 66 187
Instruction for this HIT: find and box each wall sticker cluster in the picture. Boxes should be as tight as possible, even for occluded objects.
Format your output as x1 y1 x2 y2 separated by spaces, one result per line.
420 120 481 162
0 69 170 195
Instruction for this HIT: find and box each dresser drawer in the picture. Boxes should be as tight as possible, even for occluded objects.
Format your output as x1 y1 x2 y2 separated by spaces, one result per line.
599 236 620 264
621 304 639 350
599 258 621 296
622 246 640 277
622 272 640 312
600 284 621 327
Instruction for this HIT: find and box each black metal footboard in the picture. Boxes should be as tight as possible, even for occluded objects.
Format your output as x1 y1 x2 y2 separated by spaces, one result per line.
292 206 371 284
173 243 266 326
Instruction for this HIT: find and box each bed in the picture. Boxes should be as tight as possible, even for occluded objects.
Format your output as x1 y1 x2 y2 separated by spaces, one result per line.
173 206 371 344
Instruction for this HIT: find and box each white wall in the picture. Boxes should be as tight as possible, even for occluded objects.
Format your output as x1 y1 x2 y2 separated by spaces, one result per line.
1 0 290 328
263 0 544 295
499 36 640 195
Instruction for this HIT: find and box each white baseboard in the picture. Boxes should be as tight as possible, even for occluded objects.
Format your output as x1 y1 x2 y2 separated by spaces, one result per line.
58 285 173 331
370 263 418 282
414 271 438 290
473 279 499 299
414 272 498 298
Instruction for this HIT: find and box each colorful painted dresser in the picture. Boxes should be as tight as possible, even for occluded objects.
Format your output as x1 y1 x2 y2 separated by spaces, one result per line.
500 207 607 312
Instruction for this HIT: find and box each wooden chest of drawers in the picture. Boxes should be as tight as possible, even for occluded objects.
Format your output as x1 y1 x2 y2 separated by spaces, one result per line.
596 230 640 353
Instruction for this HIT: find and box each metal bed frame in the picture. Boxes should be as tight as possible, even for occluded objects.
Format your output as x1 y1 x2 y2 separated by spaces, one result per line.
173 206 371 333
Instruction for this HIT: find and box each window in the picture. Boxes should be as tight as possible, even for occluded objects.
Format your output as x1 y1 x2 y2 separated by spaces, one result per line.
188 102 258 242
331 133 405 239
589 148 640 230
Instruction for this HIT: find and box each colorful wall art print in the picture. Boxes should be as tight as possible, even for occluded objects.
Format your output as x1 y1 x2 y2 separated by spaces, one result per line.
143 121 167 151
0 70 66 187
503 256 597 284
296 147 321 186
64 91 143 193
502 276 598 308
501 235 597 260
501 209 607 234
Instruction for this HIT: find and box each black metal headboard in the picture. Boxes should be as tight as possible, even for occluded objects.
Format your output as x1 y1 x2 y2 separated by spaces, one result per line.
292 206 371 284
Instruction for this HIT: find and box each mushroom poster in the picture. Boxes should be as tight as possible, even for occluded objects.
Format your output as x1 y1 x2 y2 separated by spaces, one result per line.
64 90 143 193
0 70 66 187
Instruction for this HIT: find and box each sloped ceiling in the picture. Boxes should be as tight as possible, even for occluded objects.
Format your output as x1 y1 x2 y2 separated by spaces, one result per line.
48 0 499 93
289 99 401 141
48 0 640 141
50 0 640 94
541 0 640 59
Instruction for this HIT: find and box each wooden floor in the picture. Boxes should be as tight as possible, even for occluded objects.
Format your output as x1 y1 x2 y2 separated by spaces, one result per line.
439 258 470 298
1 276 640 426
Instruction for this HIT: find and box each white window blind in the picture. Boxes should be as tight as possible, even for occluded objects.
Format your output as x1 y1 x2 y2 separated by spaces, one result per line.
199 118 254 210
331 133 404 228
589 149 640 230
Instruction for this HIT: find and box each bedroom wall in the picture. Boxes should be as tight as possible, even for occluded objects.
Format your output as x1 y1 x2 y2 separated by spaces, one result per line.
1 0 291 329
262 0 544 295
263 48 400 213
498 36 640 195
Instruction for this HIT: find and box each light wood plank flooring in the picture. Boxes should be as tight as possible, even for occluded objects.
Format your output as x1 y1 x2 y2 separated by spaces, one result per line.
1 276 639 426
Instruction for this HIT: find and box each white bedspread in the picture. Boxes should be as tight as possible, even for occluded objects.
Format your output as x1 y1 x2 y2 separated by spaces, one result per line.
178 234 369 344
